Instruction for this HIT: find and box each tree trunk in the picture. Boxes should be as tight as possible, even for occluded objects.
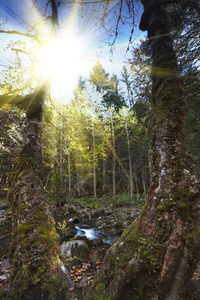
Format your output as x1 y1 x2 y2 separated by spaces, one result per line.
68 148 71 202
83 1 200 299
111 113 116 201
126 121 133 202
59 122 63 192
7 85 73 300
142 162 147 199
102 145 106 193
92 117 97 201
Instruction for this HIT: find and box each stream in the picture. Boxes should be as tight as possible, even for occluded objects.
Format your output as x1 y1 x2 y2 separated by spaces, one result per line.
0 224 120 261
0 206 121 261
75 225 120 245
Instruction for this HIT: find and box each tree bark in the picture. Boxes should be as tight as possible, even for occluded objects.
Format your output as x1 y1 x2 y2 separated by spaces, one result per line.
125 121 133 202
7 85 73 300
92 116 97 201
111 112 116 201
83 1 200 299
68 148 71 202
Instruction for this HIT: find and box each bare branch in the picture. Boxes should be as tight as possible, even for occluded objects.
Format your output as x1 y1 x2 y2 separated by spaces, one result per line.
0 30 40 43
61 0 109 4
111 0 123 46
11 48 32 55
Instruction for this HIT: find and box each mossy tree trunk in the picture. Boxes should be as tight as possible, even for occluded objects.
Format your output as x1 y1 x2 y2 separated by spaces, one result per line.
7 85 73 300
83 1 200 299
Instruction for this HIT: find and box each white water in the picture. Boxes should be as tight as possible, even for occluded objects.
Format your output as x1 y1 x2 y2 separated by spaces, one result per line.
75 226 105 240
75 225 120 245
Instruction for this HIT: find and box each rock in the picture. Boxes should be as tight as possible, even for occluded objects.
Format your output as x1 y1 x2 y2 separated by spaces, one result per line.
0 275 7 281
0 259 9 268
81 224 90 229
105 209 113 216
92 238 103 246
115 221 122 228
126 215 133 221
106 235 121 245
68 216 80 224
60 230 75 243
72 217 79 224
75 235 91 245
91 208 104 218
67 205 77 215
60 240 88 259
79 276 91 287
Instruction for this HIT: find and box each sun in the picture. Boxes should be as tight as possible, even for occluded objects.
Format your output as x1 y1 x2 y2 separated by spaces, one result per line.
33 31 92 102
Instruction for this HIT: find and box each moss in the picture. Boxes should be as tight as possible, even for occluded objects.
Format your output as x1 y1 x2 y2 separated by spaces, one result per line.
8 212 66 299
157 186 195 213
157 197 174 211
84 223 164 299
13 151 44 183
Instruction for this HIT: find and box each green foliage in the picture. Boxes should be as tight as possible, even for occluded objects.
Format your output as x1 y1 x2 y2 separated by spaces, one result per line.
72 193 147 209
56 220 70 234
90 61 126 110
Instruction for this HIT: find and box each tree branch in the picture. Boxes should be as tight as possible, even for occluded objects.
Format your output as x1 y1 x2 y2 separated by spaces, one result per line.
0 30 40 43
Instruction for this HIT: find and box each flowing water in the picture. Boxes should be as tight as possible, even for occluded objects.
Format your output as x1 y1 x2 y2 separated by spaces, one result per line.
75 225 120 245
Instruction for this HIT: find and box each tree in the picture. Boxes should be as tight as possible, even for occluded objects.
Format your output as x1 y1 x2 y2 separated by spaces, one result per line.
2 1 74 298
7 84 73 299
117 107 136 202
121 65 134 109
158 0 200 173
90 62 126 110
83 1 200 299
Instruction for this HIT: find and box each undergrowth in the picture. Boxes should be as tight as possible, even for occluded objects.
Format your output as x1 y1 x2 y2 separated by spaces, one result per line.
71 193 147 209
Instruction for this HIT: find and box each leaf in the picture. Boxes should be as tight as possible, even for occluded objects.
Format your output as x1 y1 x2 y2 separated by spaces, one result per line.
69 287 74 291
82 264 88 270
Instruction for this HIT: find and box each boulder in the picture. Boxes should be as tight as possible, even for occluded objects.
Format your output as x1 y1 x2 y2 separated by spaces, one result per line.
60 240 88 259
67 205 77 215
91 208 104 218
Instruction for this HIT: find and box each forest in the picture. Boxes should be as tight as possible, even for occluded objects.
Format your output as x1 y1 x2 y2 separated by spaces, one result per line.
0 0 200 299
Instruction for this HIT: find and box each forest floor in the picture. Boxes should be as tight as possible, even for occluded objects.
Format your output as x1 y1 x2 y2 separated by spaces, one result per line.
0 198 200 299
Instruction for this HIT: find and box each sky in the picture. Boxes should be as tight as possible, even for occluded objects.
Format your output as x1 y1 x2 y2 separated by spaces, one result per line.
0 0 145 101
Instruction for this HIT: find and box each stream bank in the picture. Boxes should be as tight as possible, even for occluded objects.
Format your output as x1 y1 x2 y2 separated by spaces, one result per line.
0 200 199 299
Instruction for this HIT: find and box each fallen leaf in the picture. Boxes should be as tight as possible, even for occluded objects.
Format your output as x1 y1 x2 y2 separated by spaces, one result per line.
96 259 100 264
82 264 88 270
74 270 82 276
69 287 74 291
87 276 92 280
